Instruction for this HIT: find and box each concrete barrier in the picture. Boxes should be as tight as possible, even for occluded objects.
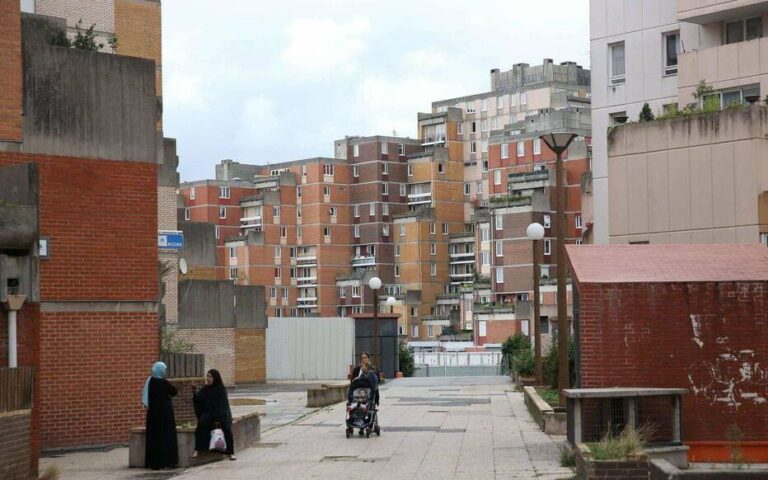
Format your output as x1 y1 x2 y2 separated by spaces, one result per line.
306 382 349 408
129 411 261 468
523 386 567 435
649 458 768 479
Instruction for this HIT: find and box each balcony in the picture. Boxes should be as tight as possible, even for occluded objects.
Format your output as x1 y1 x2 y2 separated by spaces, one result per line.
507 169 550 184
487 194 533 207
296 276 317 287
297 296 318 302
240 216 262 230
421 135 446 146
677 0 768 24
437 293 460 305
407 192 432 205
352 255 376 267
473 302 515 314
296 255 317 267
450 254 475 265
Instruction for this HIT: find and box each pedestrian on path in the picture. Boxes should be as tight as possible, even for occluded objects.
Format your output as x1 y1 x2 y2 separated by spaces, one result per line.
142 361 179 470
349 352 379 406
192 369 236 460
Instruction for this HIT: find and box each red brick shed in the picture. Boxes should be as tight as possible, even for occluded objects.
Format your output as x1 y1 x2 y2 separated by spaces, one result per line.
567 244 768 463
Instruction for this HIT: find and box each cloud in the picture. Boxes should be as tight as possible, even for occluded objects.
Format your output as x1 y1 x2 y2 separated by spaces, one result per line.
281 17 372 74
234 95 283 149
404 49 450 72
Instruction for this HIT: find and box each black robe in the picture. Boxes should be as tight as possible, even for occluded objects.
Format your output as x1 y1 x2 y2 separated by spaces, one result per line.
193 384 234 454
145 377 178 469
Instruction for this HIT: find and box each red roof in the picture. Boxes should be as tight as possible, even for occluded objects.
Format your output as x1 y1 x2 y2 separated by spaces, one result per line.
566 244 768 284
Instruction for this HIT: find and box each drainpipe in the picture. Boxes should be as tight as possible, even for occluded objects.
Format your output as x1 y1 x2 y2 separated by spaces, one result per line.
3 294 27 368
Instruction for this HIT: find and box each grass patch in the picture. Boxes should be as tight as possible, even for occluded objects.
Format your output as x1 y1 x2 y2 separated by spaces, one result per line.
536 387 560 407
560 447 576 468
586 425 654 460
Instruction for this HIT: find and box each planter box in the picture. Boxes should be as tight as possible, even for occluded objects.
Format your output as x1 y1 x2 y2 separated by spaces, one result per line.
128 411 261 468
575 443 649 480
307 382 349 407
523 386 567 435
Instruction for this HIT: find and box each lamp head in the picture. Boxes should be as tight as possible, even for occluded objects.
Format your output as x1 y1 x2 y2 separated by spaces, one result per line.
539 132 577 155
386 296 397 306
368 276 382 290
526 222 545 240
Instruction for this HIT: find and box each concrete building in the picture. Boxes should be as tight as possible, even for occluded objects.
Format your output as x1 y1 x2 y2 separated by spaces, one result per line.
591 0 768 245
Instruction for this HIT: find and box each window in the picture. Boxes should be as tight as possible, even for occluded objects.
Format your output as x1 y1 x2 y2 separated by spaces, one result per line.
290 247 296 257
663 31 680 75
395 244 401 256
476 181 483 194
471 121 477 133
430 263 437 276
481 141 488 153
410 307 417 317
219 207 226 219
382 203 389 215
427 326 434 337
229 246 237 258
353 165 359 177
398 325 404 335
270 287 276 299
353 144 360 157
481 119 488 132
540 317 550 334
576 239 584 245
495 267 504 283
609 42 626 85
497 96 504 109
302 164 307 177
274 246 281 257
543 214 551 228
274 267 281 278
353 205 360 217
297 226 303 238
323 164 334 176
495 215 503 230
430 242 437 255
184 208 190 220
520 92 527 105
296 186 302 198
382 162 388 175
352 286 361 297
381 141 388 154
329 207 336 216
517 141 525 157
296 206 302 218
282 288 288 299
369 203 376 216
395 265 400 277
481 98 487 111
482 160 489 172
533 138 541 155
411 325 418 337
496 240 503 257
610 111 628 126
470 142 477 154
493 169 502 185
189 187 195 200
466 101 475 113
576 215 583 229
501 142 509 159
544 239 552 255
725 17 762 44
491 117 498 130
761 233 768 246
457 122 463 135
464 183 471 195
354 225 360 238
400 224 406 236
442 223 449 235
482 251 490 266
219 186 230 199
273 206 280 217
382 225 389 236
324 227 331 237
510 94 517 107
215 225 220 239
398 144 405 155
400 184 407 196
280 226 287 238
481 225 490 242
323 186 330 197
339 286 346 298
407 164 414 176
438 163 444 173
430 222 436 234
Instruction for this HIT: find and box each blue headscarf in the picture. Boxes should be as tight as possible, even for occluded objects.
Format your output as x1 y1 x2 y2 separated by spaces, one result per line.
141 361 167 407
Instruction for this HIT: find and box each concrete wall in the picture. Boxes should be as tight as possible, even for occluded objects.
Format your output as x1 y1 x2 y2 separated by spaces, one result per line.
20 14 158 163
267 317 355 380
608 106 768 244
178 280 267 330
180 221 217 267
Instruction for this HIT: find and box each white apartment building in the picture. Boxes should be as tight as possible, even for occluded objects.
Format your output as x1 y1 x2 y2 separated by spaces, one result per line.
590 0 768 244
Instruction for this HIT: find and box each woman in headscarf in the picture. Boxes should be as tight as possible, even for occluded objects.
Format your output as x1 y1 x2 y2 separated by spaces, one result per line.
192 369 236 460
142 361 178 470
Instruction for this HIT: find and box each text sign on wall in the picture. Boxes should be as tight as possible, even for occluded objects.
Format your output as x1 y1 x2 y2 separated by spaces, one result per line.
158 230 183 250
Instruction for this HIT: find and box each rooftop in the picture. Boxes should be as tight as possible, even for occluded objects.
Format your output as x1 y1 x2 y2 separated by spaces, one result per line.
567 244 768 284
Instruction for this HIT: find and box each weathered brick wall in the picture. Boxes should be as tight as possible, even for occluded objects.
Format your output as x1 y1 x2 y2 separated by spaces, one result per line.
0 0 22 142
578 281 768 446
486 320 520 344
34 0 114 37
167 377 198 424
175 328 236 386
0 410 32 480
115 0 162 95
235 329 266 384
158 186 177 230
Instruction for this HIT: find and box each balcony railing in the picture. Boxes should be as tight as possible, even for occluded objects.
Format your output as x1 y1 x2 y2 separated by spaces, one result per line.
473 302 515 314
508 170 550 183
421 135 446 146
407 192 432 205
352 255 376 267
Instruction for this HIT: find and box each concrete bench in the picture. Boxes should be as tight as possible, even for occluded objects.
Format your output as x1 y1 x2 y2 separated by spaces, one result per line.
129 411 262 468
523 386 567 435
306 382 349 408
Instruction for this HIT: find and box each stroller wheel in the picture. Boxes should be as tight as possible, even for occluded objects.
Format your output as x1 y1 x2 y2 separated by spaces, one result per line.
375 425 381 436
365 428 371 438
359 429 364 436
346 427 352 439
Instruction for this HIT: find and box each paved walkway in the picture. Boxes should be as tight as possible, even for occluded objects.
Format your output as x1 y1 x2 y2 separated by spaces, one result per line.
41 377 573 480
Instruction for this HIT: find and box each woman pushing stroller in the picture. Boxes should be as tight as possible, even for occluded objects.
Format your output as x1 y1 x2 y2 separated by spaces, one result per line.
346 351 381 438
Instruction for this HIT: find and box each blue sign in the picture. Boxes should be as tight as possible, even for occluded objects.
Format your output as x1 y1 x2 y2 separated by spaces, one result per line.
158 231 184 250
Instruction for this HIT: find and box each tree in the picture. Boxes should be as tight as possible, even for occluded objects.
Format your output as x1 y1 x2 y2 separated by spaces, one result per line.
638 103 654 122
399 341 414 377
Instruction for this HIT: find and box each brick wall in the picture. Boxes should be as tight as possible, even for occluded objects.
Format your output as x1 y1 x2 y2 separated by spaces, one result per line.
160 254 178 324
0 0 22 142
575 448 648 480
34 0 115 33
0 410 32 480
577 281 768 449
115 0 162 95
235 329 266 384
175 328 235 386
158 186 177 230
485 320 520 344
167 377 198 424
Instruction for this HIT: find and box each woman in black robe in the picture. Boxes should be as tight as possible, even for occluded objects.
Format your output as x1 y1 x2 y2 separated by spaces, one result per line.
192 368 236 460
142 361 178 469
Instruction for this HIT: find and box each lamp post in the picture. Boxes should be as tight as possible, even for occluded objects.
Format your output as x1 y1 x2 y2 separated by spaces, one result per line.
386 295 396 314
369 276 382 369
539 132 577 405
526 222 545 384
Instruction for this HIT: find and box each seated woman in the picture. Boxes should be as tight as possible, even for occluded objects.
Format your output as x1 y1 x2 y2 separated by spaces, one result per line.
192 369 236 461
348 351 379 406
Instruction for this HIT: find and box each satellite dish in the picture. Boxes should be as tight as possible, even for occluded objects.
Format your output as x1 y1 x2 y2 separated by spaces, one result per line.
179 258 188 275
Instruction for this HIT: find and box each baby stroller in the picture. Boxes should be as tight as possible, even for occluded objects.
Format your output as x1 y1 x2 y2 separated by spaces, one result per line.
345 376 380 438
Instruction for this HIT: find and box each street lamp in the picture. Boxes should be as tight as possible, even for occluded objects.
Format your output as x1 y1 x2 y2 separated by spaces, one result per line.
539 132 577 405
386 295 396 313
526 222 545 384
368 276 382 370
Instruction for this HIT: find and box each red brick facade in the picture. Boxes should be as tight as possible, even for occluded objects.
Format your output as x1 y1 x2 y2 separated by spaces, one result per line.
0 0 22 142
0 411 32 480
0 152 159 450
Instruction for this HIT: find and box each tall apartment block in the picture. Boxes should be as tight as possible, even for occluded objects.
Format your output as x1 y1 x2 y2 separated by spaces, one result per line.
591 0 768 246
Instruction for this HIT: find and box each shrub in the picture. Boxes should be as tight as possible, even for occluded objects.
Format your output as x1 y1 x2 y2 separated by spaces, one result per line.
587 424 655 460
638 103 654 122
399 341 415 377
503 333 535 377
543 335 576 390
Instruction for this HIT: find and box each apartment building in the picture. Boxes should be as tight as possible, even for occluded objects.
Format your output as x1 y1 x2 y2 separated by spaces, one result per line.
591 0 768 245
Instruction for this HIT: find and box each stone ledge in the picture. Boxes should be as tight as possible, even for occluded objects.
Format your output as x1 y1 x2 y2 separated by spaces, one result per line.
307 383 349 408
523 386 566 435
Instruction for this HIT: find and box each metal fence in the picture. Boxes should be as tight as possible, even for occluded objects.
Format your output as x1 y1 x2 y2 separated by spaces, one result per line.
0 367 34 413
160 353 205 379
413 364 505 377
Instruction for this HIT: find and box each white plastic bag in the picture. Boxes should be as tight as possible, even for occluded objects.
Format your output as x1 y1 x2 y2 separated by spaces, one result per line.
209 428 227 451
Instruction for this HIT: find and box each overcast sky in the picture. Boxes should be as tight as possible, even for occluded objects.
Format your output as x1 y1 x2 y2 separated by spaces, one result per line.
163 0 590 181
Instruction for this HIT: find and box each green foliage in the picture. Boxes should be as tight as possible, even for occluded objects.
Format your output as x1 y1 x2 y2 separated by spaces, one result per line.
536 387 560 407
502 333 530 358
503 333 535 377
399 341 415 377
160 324 195 354
543 335 576 390
45 19 117 52
489 194 531 204
638 103 654 122
586 425 654 460
560 447 577 468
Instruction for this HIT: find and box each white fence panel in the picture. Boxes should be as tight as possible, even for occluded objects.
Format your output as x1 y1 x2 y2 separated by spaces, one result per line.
267 317 355 380
412 351 502 367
